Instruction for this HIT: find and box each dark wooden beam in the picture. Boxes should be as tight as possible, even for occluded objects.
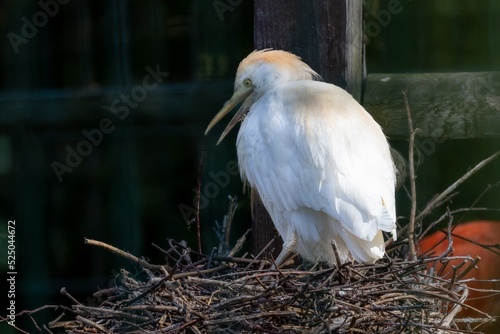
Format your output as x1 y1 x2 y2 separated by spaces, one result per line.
0 81 233 127
364 72 500 139
254 0 363 100
252 0 363 258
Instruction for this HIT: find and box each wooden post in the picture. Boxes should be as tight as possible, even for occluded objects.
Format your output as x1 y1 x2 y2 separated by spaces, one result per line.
252 0 363 257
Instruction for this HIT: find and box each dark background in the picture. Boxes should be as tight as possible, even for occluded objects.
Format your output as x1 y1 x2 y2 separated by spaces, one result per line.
0 1 499 332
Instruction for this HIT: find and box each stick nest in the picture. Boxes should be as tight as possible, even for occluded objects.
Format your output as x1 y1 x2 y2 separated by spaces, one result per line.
46 232 492 334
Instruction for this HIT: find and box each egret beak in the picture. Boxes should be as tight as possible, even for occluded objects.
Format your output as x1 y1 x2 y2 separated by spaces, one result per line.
205 86 253 144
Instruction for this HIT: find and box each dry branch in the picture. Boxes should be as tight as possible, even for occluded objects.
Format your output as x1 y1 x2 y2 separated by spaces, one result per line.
84 238 167 271
416 150 500 222
403 88 419 261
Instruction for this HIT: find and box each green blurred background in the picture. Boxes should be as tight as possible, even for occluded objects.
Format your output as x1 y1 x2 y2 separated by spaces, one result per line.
0 0 499 332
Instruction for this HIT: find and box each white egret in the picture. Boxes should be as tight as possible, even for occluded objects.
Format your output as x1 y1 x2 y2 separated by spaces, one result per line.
205 49 397 267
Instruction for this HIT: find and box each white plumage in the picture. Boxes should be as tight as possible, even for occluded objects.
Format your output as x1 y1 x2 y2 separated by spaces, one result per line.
206 50 397 266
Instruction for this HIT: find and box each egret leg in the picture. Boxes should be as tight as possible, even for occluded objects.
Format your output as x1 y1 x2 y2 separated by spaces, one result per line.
272 230 297 269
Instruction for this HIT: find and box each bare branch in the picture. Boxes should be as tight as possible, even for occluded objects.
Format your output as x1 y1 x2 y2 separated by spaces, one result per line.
416 150 500 222
84 238 167 271
402 89 419 261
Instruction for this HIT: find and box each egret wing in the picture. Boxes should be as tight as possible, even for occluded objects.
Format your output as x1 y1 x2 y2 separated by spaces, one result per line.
237 80 396 242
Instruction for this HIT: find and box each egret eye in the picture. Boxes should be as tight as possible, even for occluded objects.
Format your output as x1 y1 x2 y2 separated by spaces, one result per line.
243 79 252 87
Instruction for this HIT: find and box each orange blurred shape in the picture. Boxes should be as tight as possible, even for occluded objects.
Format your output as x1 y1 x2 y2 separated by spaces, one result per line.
419 220 500 333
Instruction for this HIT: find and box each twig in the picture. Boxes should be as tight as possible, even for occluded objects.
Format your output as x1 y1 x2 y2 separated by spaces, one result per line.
43 324 56 334
225 196 238 252
245 236 277 270
203 311 298 326
60 287 82 305
120 274 170 307
0 317 31 334
452 233 500 256
439 285 468 331
418 207 494 242
331 240 343 269
461 181 500 223
74 305 150 322
399 150 500 239
212 254 268 265
402 89 419 261
196 144 207 254
416 150 500 222
227 228 250 257
454 256 481 282
84 238 167 271
171 264 228 280
75 315 112 334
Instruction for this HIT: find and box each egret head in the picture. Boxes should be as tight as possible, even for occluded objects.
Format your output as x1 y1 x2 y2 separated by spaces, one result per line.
205 49 320 144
